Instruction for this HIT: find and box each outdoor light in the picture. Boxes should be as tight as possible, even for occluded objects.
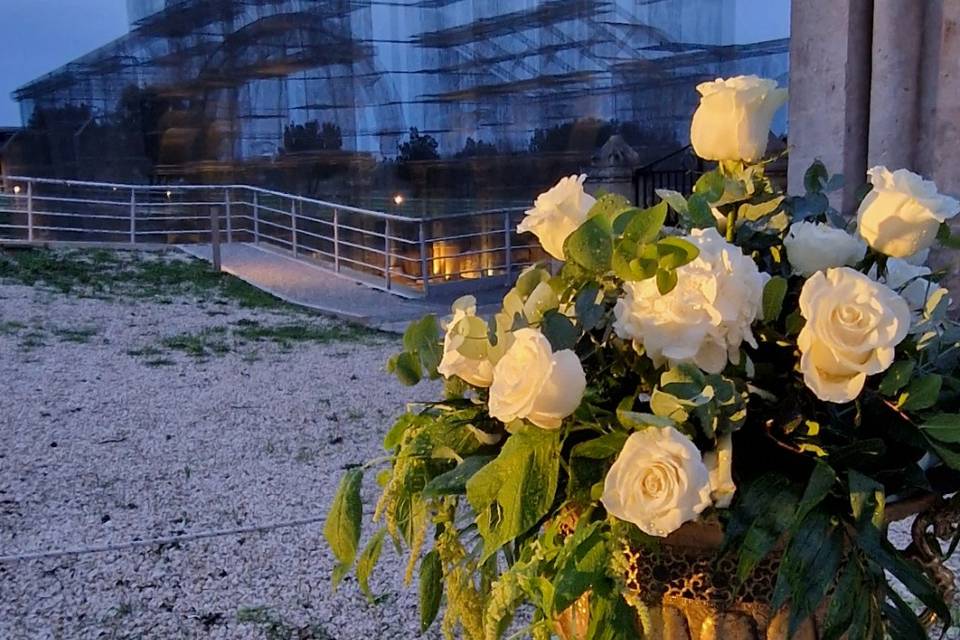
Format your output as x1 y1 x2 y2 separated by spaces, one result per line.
166 190 172 198
393 194 404 205
13 186 20 195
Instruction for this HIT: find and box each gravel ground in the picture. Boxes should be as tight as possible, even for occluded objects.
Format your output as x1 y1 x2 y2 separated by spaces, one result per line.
0 269 441 640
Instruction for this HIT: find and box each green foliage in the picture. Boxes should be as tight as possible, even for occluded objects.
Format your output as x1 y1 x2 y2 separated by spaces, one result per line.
324 468 363 587
467 425 561 561
419 550 443 632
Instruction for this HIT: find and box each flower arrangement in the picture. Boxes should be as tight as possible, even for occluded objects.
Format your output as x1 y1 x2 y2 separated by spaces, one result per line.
325 75 960 639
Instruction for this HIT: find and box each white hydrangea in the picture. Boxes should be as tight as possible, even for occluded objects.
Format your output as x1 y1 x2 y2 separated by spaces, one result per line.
613 228 769 374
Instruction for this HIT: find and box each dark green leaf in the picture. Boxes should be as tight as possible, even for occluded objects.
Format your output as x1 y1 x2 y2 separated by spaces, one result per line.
899 374 942 411
803 160 828 194
553 525 608 612
540 310 579 351
879 361 915 397
794 461 836 524
686 193 716 228
357 529 387 602
619 201 668 244
571 431 628 459
848 471 884 532
761 276 788 322
422 455 495 497
324 468 364 584
574 283 604 330
419 549 443 633
920 414 960 444
403 315 441 377
820 558 864 640
883 585 928 640
734 474 802 583
926 437 960 469
387 351 422 386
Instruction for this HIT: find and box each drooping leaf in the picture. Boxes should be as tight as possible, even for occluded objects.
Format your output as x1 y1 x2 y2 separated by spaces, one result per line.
356 529 387 602
324 468 364 585
733 474 802 583
466 425 561 561
820 557 864 640
419 549 443 632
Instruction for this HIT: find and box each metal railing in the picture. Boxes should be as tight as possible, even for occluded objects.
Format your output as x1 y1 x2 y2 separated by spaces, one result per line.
0 176 543 298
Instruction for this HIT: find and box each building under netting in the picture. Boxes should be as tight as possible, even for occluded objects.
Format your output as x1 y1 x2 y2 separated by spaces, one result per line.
5 0 789 206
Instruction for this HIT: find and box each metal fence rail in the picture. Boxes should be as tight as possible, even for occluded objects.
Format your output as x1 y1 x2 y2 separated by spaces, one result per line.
0 176 542 298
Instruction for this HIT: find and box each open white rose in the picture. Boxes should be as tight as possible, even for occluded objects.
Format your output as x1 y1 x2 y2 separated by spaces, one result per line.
870 258 948 318
601 427 712 537
437 296 494 387
690 75 787 162
783 222 866 276
857 167 960 258
703 434 736 509
798 267 911 403
517 174 596 260
488 328 585 429
613 228 768 374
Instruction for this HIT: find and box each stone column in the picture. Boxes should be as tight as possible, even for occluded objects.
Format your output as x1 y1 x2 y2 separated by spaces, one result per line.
786 0 873 214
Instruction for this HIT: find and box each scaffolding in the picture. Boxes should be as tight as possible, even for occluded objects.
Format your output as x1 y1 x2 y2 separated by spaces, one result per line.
6 0 789 206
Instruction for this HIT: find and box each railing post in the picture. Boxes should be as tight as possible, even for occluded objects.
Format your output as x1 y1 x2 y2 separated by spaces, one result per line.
253 191 260 243
210 199 222 272
26 181 33 242
291 198 298 256
225 187 233 243
504 210 513 284
419 220 429 297
129 187 136 244
384 219 391 291
333 208 340 272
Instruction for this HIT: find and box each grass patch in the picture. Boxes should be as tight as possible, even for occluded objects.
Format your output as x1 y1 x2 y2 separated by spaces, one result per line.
233 319 377 346
0 320 26 335
161 328 231 358
236 606 333 640
0 248 294 311
54 327 99 344
18 331 46 350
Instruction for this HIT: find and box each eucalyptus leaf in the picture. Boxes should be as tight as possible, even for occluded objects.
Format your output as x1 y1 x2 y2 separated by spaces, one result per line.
655 188 688 215
564 216 613 273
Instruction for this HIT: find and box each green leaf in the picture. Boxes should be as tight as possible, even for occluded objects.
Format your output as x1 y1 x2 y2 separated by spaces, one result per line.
574 283 604 330
540 310 579 351
848 470 885 531
803 160 828 193
618 201 668 244
324 468 364 584
685 193 716 228
656 236 699 270
616 410 674 431
419 549 443 633
926 438 960 470
732 474 801 583
564 215 613 273
761 276 788 322
587 193 632 222
553 524 608 612
655 188 688 215
898 374 942 411
655 268 677 295
694 170 725 202
794 461 836 524
879 361 915 397
883 585 929 640
403 314 441 377
772 508 844 636
387 351 422 386
466 425 561 561
383 412 422 450
920 413 960 443
422 455 495 497
571 431 629 459
356 529 387 602
738 196 784 222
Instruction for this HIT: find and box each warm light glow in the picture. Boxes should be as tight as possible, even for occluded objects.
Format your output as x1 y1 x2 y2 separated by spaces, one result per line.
166 190 172 198
393 194 404 205
13 186 20 195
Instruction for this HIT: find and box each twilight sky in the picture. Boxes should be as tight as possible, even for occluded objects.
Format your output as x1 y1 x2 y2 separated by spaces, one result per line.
0 0 791 127
0 0 128 125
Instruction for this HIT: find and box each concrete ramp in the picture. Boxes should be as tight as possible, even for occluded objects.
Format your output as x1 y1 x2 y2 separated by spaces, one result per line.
180 243 451 333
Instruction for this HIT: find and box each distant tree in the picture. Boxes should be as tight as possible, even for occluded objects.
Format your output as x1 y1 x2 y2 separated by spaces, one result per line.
282 120 343 153
115 85 179 165
528 118 656 154
454 137 498 159
398 127 439 162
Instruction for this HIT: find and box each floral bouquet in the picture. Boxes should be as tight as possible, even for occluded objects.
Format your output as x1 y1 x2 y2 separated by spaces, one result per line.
325 76 960 639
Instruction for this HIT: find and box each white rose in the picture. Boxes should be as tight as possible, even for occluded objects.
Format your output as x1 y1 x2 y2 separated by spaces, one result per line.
798 267 911 403
517 174 596 260
488 328 585 429
783 222 866 276
613 228 768 374
601 427 712 537
689 75 788 162
437 296 494 387
857 166 960 258
870 258 948 318
703 435 736 509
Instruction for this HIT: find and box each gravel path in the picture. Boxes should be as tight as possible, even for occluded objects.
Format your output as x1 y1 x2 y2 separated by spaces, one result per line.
0 275 441 640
